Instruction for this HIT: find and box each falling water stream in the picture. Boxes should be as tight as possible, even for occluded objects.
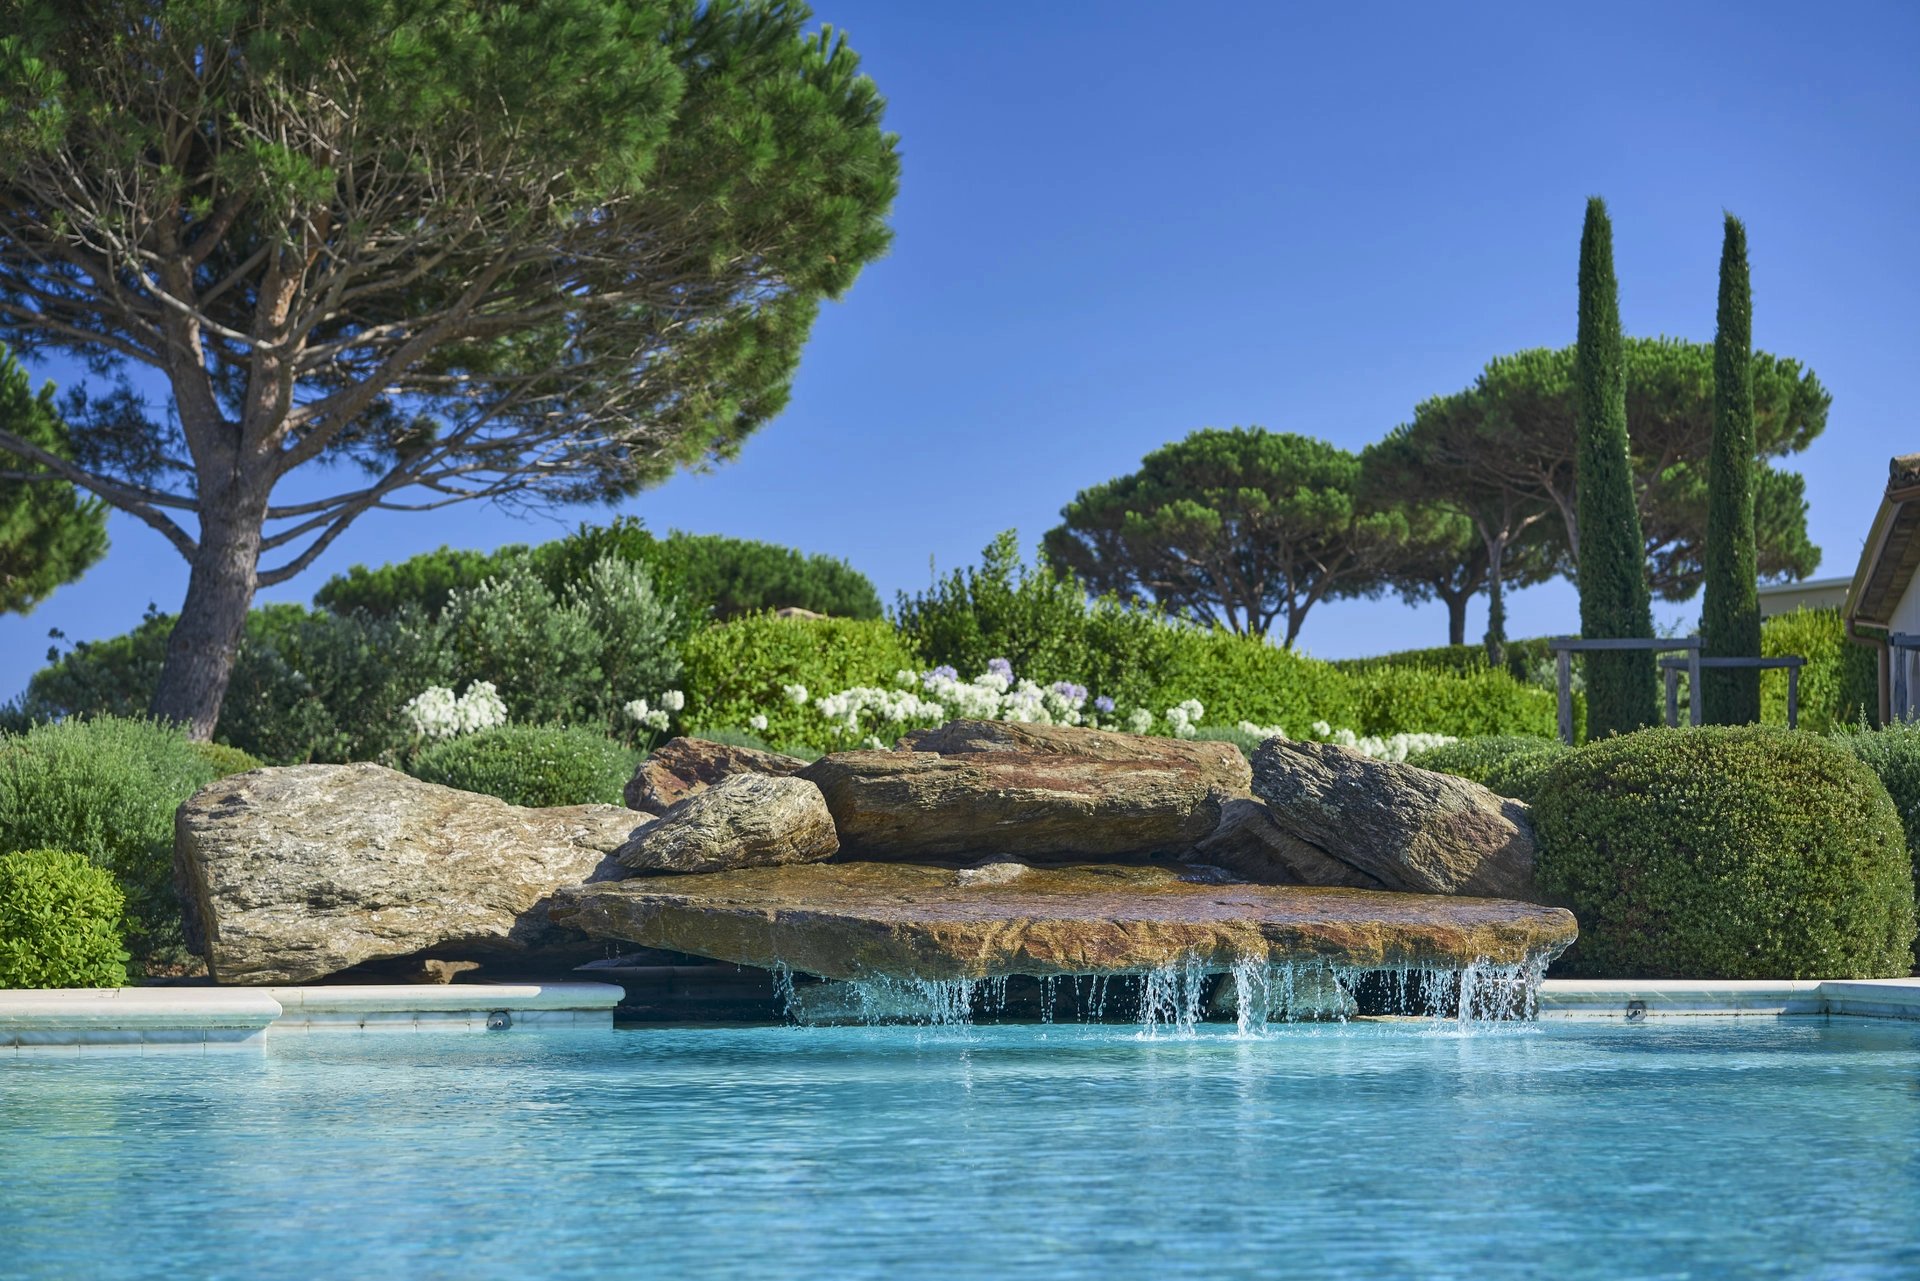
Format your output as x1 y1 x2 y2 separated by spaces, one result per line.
778 952 1553 1034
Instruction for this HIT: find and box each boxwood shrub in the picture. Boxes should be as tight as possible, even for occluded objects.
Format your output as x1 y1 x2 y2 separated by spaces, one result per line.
0 848 129 989
407 725 637 808
1835 722 1920 961
1405 735 1569 803
1532 726 1915 979
0 716 217 972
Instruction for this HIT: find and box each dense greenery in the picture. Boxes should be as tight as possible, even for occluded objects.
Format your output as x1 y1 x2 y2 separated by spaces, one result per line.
0 347 108 615
1574 199 1660 738
0 0 899 736
408 726 636 809
1835 722 1920 961
663 532 881 620
0 716 218 971
1761 607 1879 733
682 613 922 753
1043 428 1403 644
1703 215 1761 723
1532 726 1915 979
0 848 128 988
1405 735 1569 803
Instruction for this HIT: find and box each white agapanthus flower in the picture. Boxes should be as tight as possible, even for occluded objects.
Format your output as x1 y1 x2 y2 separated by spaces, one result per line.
659 689 685 712
1164 699 1204 739
1126 707 1155 735
748 713 769 732
1237 721 1288 741
404 681 507 740
782 684 809 705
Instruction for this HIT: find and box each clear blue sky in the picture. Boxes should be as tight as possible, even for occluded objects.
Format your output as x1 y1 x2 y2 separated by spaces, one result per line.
5 0 1917 696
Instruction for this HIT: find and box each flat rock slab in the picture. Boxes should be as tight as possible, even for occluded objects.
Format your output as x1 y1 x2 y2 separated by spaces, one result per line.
900 720 1252 796
550 862 1577 981
625 737 809 814
176 763 641 984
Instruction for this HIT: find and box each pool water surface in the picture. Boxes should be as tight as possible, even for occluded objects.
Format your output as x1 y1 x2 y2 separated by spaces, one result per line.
4 1018 1918 1279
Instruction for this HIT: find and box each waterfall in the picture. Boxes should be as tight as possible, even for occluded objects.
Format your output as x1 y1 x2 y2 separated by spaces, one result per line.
776 951 1552 1030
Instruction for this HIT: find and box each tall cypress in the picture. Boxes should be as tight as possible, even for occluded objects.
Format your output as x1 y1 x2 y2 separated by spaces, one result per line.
1702 214 1760 724
1574 197 1659 738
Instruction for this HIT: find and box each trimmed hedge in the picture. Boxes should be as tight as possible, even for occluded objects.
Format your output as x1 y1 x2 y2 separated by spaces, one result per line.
1835 722 1920 962
0 716 216 972
1333 637 1556 682
1761 607 1879 733
1405 735 1568 803
1532 726 1914 979
407 726 637 808
190 742 264 779
0 848 128 988
682 613 922 754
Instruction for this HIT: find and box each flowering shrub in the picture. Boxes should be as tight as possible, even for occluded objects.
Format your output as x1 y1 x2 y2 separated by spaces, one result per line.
403 682 509 740
622 690 685 735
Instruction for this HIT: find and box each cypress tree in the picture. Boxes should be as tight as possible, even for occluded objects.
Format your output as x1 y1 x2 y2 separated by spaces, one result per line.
1702 214 1760 724
1574 197 1659 738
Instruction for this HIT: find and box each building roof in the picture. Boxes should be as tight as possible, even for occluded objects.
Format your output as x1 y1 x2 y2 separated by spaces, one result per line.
1844 452 1920 629
1756 575 1851 618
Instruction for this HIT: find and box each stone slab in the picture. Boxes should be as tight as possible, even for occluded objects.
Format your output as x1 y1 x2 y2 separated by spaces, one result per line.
550 862 1579 981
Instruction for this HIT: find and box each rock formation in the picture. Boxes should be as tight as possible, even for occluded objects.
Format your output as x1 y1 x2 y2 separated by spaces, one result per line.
625 737 808 814
900 719 1252 796
801 748 1222 859
1250 739 1541 901
1192 797 1387 890
615 773 839 874
550 861 1578 981
175 763 641 984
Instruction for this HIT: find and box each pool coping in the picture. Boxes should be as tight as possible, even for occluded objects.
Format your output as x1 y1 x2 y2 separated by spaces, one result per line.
1535 978 1920 1020
1 981 623 1054
3 977 1916 1052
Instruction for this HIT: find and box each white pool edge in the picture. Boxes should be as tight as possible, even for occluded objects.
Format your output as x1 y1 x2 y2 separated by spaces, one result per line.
0 981 623 1054
1535 977 1920 1020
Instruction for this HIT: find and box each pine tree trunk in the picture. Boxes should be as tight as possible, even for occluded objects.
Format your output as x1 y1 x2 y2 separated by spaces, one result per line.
1483 537 1507 669
1573 197 1659 739
1443 590 1469 647
1702 215 1761 724
149 505 264 740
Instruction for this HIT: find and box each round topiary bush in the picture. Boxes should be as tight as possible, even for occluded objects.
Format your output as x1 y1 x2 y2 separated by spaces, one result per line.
1835 722 1920 964
1532 725 1915 979
190 742 264 779
408 725 637 808
1406 735 1569 803
0 848 129 988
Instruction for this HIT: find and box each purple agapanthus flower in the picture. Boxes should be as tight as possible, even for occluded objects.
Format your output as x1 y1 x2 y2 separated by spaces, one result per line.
1094 695 1116 714
986 657 1014 682
927 665 958 682
1051 681 1088 704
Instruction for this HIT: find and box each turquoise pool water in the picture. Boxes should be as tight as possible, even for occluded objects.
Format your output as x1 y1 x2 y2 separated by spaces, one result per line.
4 1018 1919 1280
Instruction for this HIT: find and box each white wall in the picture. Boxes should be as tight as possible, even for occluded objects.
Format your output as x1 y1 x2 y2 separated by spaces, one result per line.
1892 572 1920 720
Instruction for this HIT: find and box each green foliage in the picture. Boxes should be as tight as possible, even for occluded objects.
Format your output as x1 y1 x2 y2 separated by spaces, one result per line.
0 716 216 972
1533 726 1915 978
1044 428 1405 646
1405 735 1569 803
1345 665 1559 739
1333 637 1557 682
688 727 820 760
314 546 504 619
1703 215 1761 723
1144 626 1359 734
0 345 108 614
1759 607 1878 734
1575 198 1660 739
0 848 128 988
188 742 262 779
663 531 881 620
681 614 921 755
1834 722 1920 961
407 726 636 809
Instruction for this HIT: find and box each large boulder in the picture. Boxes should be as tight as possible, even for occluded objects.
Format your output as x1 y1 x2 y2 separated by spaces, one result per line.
615 773 839 875
1191 797 1386 890
175 763 642 984
900 720 1252 796
800 749 1222 860
1250 739 1541 900
625 737 808 814
550 861 1579 980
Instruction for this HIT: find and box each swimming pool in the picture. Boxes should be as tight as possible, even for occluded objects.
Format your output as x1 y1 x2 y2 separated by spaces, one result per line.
4 1018 1918 1279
